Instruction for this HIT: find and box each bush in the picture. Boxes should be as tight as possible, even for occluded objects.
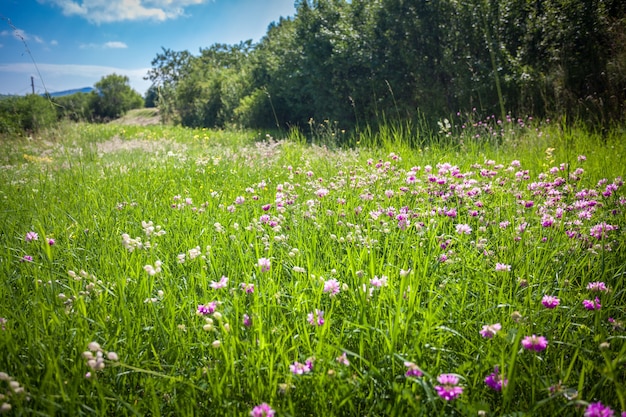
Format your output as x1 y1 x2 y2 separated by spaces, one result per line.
0 95 57 135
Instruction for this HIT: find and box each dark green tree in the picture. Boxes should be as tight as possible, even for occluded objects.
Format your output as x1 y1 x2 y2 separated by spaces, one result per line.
90 74 143 121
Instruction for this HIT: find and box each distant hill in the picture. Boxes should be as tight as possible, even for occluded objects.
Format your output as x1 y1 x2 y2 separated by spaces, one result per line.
46 87 94 98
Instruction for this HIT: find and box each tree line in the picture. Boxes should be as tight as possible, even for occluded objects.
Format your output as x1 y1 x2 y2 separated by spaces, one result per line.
147 0 626 133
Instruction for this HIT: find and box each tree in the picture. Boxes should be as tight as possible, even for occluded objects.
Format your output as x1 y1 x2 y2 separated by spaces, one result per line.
90 74 143 121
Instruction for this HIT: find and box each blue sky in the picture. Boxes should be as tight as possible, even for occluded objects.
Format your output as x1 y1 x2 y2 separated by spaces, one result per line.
0 0 297 95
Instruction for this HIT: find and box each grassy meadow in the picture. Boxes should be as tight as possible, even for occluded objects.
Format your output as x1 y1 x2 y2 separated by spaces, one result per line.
0 117 625 416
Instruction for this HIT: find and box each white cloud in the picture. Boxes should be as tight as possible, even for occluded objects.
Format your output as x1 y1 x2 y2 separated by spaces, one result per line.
42 0 209 24
104 41 128 49
50 40 58 46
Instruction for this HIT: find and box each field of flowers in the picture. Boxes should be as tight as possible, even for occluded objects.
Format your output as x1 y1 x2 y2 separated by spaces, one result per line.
0 119 625 416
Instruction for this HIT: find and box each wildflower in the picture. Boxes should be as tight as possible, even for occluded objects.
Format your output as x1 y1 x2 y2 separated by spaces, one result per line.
495 263 511 272
315 188 329 198
336 352 350 366
250 403 275 417
210 276 229 289
484 366 508 391
404 361 423 378
584 401 615 417
541 295 560 309
243 314 252 327
292 266 306 273
323 278 341 297
370 275 388 287
587 282 609 293
0 317 6 331
480 323 502 338
289 361 312 375
307 309 324 326
47 238 55 246
22 255 33 262
197 302 217 316
258 257 271 272
435 374 464 401
521 335 548 351
241 283 255 294
212 340 221 348
25 231 39 242
583 297 602 310
455 224 472 235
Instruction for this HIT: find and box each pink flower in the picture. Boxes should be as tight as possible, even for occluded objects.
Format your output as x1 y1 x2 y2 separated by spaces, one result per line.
521 335 548 351
455 224 472 235
22 255 33 262
541 295 560 309
250 403 275 417
25 231 38 242
307 309 324 326
370 275 388 287
241 283 255 294
289 361 312 375
587 282 609 292
47 238 55 246
258 258 271 272
210 276 229 289
480 323 501 338
495 263 511 272
403 361 423 378
583 297 602 310
336 352 350 366
243 314 252 327
323 278 341 297
435 374 464 401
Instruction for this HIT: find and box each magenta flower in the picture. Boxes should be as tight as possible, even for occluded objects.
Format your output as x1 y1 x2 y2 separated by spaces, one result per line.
584 401 615 417
25 231 38 242
47 238 55 246
307 309 324 326
22 255 33 262
250 403 275 417
484 366 508 391
521 335 548 351
241 283 255 294
583 297 602 310
434 373 464 401
403 361 423 378
197 302 217 315
258 258 271 272
479 323 502 339
541 295 560 309
243 314 252 327
209 276 229 289
323 278 341 297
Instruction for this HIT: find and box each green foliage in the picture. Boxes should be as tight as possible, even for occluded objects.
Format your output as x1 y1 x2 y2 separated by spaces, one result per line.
147 0 626 135
53 92 93 122
90 74 144 121
0 94 57 134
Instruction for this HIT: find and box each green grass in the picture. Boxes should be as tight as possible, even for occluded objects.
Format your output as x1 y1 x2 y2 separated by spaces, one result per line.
0 119 625 416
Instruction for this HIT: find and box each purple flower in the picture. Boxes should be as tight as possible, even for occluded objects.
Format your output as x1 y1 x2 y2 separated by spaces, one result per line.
197 302 217 315
250 403 275 417
22 255 33 262
336 352 350 366
307 309 324 326
484 366 508 391
521 335 548 351
243 314 252 327
479 323 502 338
541 295 560 309
25 231 38 242
369 275 388 288
47 238 55 246
583 297 602 310
584 401 615 417
210 276 228 289
258 258 271 273
434 373 464 401
403 361 423 378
